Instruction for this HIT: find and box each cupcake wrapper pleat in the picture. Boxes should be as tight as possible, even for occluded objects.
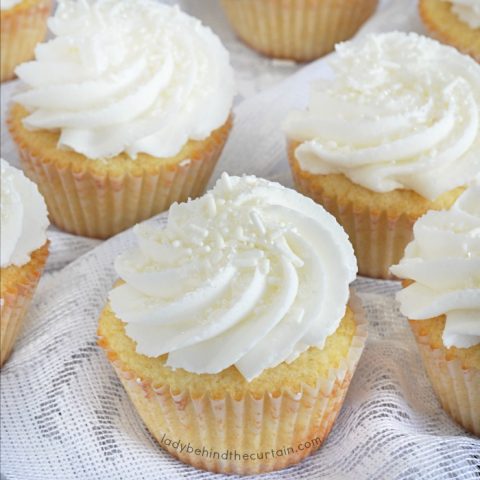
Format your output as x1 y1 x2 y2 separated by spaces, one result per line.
410 323 480 436
0 242 49 366
100 292 367 475
13 117 232 239
288 145 415 279
220 0 378 61
0 0 52 82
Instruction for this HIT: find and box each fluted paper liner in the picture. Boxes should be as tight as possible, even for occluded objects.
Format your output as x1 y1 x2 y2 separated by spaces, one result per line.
409 322 480 436
99 292 367 475
220 0 378 62
0 242 49 366
288 143 417 279
0 0 52 82
9 111 232 239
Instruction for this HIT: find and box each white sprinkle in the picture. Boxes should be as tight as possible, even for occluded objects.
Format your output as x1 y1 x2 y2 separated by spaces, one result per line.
233 250 264 268
239 251 263 261
189 224 209 238
233 258 259 268
172 240 181 248
213 232 225 249
250 210 266 235
179 158 191 167
221 172 233 191
259 258 270 275
235 226 245 240
205 194 217 216
270 227 287 241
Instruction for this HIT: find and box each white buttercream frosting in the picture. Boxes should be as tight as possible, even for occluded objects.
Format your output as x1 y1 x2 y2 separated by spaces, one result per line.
283 32 480 201
444 0 480 29
13 0 235 160
0 0 22 10
391 186 480 349
0 159 49 268
109 174 357 381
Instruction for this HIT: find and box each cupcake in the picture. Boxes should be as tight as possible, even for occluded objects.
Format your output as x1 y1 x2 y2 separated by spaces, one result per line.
1 159 49 366
8 0 235 239
390 186 480 436
0 0 52 82
98 174 366 474
220 0 378 62
284 32 480 279
419 0 480 62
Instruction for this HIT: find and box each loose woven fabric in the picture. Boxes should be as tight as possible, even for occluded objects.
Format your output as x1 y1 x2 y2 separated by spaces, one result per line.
1 1 479 479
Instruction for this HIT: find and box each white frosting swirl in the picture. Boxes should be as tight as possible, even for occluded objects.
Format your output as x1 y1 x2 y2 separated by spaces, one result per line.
444 0 480 29
391 186 480 348
0 159 49 268
0 0 22 10
13 0 235 160
109 174 357 381
283 32 480 201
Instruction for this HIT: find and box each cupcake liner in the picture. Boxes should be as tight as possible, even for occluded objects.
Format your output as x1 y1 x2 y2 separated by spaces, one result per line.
220 0 378 62
100 292 367 475
10 114 232 239
419 0 480 63
409 321 480 436
288 143 416 279
0 0 52 82
0 242 49 366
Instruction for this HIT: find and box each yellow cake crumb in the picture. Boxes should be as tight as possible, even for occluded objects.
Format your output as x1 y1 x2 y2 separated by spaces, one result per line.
98 301 357 398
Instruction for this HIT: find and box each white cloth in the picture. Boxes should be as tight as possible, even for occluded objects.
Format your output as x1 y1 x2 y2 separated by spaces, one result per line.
1 1 478 479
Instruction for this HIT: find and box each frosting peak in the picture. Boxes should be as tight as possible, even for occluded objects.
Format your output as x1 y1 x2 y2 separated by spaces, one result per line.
391 185 480 348
109 174 357 381
14 0 235 160
0 159 49 268
284 32 480 200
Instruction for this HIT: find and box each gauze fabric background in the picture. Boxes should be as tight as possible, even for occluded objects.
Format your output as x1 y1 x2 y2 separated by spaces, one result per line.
0 0 478 479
